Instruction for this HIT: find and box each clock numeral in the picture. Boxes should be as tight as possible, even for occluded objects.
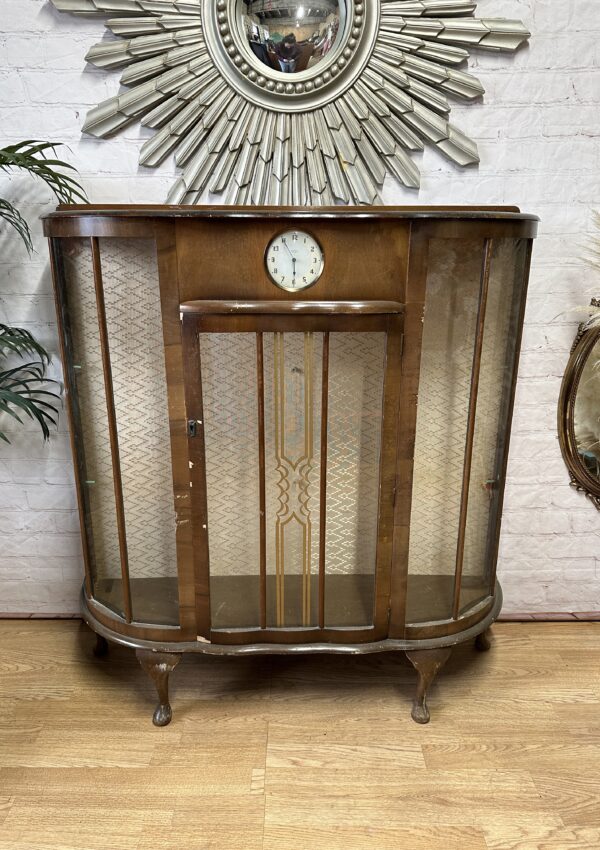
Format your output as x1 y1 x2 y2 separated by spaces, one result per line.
273 267 277 273
303 276 307 283
292 233 298 241
273 245 279 252
310 246 315 252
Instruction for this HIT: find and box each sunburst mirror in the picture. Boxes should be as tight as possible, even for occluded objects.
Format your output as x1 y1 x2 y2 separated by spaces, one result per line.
51 0 530 204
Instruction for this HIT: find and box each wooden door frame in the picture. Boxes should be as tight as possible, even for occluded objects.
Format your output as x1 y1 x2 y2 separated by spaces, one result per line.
181 301 403 644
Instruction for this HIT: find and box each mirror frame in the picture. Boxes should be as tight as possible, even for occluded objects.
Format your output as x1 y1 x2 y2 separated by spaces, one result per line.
50 0 531 205
204 0 377 112
558 300 600 510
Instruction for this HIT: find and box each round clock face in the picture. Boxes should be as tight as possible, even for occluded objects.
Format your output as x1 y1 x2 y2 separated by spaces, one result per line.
265 230 324 292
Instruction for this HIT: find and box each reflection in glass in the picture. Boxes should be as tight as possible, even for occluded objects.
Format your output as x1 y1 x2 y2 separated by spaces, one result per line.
241 0 344 74
574 338 600 481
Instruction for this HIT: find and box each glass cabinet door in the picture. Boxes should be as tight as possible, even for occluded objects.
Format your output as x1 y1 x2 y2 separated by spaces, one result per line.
405 237 529 626
182 303 402 642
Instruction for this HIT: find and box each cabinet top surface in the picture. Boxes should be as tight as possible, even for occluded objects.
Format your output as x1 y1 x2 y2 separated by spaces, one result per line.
42 204 539 223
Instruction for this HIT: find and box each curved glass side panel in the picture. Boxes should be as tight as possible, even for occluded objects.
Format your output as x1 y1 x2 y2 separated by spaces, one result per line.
62 238 124 617
406 237 529 625
406 238 485 624
98 238 179 626
459 238 528 615
62 238 179 626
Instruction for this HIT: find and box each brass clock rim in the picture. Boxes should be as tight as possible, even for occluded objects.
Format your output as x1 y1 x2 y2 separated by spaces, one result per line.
264 228 325 293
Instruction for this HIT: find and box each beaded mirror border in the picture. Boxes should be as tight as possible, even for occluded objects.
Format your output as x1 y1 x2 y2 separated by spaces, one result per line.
51 0 530 204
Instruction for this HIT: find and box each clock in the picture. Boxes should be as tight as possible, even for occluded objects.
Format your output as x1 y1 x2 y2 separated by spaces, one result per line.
265 230 324 292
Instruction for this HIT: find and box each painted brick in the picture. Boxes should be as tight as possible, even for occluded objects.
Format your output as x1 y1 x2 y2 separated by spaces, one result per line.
0 0 599 615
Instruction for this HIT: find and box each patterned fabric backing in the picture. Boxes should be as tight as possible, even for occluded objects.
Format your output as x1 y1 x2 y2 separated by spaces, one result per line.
63 239 178 586
101 238 178 583
63 240 121 586
200 332 261 578
200 331 385 582
325 332 385 577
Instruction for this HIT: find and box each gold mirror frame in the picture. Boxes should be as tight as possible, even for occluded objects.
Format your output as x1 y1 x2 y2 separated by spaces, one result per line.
50 0 530 204
558 300 600 511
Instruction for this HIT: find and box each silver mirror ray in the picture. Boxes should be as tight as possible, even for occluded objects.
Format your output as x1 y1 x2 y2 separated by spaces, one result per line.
50 0 530 204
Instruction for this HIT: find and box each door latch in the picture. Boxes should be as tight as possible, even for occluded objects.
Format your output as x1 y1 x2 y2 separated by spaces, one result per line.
187 419 198 437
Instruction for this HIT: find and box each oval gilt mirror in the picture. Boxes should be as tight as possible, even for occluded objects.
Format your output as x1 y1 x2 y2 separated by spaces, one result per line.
558 301 600 510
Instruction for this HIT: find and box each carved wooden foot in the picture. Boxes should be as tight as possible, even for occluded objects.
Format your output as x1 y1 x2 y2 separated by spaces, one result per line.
405 647 452 724
475 628 492 652
136 649 182 727
93 634 109 657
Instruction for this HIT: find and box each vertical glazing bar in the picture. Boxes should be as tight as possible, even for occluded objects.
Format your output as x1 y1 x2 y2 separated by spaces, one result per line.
318 332 329 630
256 332 267 630
302 332 314 627
452 238 493 620
90 237 133 623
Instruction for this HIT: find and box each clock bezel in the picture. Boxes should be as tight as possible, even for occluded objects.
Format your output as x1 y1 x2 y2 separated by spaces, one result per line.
264 229 325 293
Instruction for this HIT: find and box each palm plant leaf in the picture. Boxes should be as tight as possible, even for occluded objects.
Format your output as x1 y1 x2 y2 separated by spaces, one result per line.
0 361 60 443
0 199 33 253
0 140 87 205
0 139 76 443
0 324 51 362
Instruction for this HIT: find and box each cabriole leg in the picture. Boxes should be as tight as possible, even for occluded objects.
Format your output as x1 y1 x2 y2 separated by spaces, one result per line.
93 634 109 657
136 649 182 727
475 627 492 652
405 647 452 724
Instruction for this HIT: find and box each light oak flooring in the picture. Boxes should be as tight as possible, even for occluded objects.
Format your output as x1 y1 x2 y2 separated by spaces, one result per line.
1 620 600 849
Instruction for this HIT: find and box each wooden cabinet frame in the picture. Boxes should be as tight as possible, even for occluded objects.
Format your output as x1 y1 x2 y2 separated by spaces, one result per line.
43 205 538 725
181 301 404 644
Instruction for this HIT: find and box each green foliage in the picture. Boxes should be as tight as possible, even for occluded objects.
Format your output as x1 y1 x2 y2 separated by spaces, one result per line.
0 140 85 442
0 140 87 253
0 326 60 443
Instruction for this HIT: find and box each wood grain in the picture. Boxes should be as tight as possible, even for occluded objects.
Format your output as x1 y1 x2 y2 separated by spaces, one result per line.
1 620 599 849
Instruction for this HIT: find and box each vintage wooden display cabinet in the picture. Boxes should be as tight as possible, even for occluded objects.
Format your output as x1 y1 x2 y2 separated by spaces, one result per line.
44 205 537 725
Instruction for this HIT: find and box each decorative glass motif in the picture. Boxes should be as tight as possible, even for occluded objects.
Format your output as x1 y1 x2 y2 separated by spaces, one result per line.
199 328 387 629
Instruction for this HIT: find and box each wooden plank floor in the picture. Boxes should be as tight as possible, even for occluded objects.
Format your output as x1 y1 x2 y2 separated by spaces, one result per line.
1 621 600 849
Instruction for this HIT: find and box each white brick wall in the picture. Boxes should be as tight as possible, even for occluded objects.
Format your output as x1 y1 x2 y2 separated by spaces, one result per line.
0 0 598 615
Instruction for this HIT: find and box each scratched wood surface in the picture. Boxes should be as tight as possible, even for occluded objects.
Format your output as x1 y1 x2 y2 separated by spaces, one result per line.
1 620 599 849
